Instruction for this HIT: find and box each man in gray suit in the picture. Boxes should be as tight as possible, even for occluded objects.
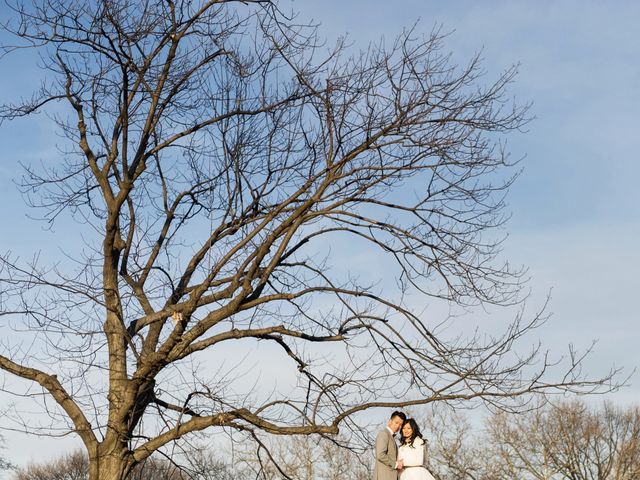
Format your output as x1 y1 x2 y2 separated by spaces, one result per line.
373 411 406 480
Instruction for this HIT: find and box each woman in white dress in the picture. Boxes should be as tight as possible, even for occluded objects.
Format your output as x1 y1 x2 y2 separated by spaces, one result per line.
397 418 436 480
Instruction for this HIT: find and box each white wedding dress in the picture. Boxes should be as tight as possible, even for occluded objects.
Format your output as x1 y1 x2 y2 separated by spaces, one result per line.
397 438 436 480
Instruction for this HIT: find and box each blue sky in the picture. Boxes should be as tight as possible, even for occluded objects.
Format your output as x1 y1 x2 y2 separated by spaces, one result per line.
298 0 640 226
1 0 639 470
291 0 640 390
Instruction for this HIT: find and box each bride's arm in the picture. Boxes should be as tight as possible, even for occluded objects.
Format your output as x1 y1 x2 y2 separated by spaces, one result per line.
422 441 429 469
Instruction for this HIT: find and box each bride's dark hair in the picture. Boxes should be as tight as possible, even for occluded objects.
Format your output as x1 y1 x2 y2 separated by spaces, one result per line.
400 418 423 447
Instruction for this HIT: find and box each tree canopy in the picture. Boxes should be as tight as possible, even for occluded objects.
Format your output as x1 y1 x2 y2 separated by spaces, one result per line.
0 1 616 479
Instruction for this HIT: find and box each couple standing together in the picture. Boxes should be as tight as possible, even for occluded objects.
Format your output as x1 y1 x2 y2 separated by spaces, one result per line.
374 411 436 480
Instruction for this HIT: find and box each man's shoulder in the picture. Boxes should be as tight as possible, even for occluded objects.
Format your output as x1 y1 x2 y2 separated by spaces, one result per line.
376 428 391 439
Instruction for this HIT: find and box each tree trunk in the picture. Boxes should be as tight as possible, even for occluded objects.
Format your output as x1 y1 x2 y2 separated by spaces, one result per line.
88 445 132 480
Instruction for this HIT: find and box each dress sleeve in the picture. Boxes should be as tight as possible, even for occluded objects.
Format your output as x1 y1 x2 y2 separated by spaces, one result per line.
422 440 429 469
397 445 404 462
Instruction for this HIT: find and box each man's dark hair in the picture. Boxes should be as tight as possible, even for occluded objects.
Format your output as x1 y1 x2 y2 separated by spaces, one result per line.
390 410 406 421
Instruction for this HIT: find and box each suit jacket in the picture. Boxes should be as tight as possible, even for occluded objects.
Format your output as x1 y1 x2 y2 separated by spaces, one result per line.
373 428 398 480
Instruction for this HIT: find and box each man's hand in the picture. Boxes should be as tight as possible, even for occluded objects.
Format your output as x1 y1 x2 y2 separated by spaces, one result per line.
396 459 404 470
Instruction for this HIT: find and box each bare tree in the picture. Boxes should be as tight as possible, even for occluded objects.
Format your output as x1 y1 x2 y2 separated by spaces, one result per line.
422 408 489 480
12 448 234 480
238 434 371 479
13 450 88 480
239 436 319 480
0 432 13 473
174 448 236 480
486 401 640 480
318 436 371 480
421 402 640 480
0 0 617 479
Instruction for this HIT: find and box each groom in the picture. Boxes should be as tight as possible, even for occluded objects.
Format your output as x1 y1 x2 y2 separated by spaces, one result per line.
373 410 406 480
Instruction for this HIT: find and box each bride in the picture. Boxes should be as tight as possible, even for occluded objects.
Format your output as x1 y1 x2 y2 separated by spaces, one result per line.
397 418 436 480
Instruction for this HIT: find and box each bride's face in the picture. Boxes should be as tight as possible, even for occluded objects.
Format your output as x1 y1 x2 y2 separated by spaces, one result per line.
402 422 413 438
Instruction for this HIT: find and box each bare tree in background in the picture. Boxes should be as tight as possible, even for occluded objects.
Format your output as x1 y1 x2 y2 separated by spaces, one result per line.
318 437 371 480
238 434 370 479
421 408 490 480
11 449 235 480
248 436 321 480
0 432 13 473
0 0 617 479
13 450 88 480
486 401 640 480
420 401 640 480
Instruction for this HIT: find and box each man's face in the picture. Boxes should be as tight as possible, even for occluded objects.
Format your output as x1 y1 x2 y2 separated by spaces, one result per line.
388 415 404 433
